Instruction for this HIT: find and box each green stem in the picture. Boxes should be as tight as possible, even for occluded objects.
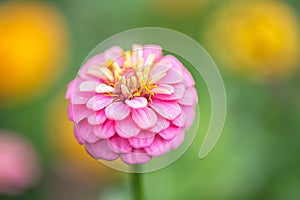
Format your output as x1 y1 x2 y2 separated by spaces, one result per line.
131 166 144 200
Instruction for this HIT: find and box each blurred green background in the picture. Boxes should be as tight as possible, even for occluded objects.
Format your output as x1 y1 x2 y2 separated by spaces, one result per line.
0 0 300 199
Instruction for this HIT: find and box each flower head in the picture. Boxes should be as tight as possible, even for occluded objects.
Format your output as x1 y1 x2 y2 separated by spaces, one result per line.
66 44 198 164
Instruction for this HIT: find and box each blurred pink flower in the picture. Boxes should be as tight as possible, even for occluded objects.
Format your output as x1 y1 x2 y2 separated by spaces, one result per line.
0 131 41 196
66 45 198 164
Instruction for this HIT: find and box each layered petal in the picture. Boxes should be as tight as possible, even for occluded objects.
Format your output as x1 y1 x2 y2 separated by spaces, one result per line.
107 135 132 153
104 46 124 61
171 130 185 149
150 59 172 82
178 87 198 105
183 106 196 128
93 119 115 139
70 78 94 105
78 53 106 80
145 136 172 157
86 95 114 111
75 120 98 143
157 68 183 84
128 131 155 148
105 101 130 120
173 105 196 129
87 110 106 125
131 107 157 129
95 83 115 93
115 116 140 138
148 114 170 133
143 45 162 63
72 104 93 123
85 140 119 161
159 125 181 140
150 99 181 120
73 127 84 145
65 79 75 99
152 84 185 100
125 97 148 109
120 150 152 164
79 80 98 92
151 84 174 95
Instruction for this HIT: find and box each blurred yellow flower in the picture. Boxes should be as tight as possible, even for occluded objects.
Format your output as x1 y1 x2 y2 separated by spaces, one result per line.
0 2 68 104
206 1 300 79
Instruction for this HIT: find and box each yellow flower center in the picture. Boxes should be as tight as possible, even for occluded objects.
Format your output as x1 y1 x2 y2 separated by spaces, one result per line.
90 50 158 102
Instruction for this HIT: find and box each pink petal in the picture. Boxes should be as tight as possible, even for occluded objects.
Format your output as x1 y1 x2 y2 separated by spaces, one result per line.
163 55 195 86
95 84 115 94
178 87 198 106
104 46 124 60
148 114 170 133
87 110 106 125
128 131 155 148
152 84 174 95
73 126 84 145
161 55 183 71
125 97 148 109
181 69 195 87
79 80 98 92
120 149 152 164
70 78 94 105
150 60 172 82
172 106 196 128
136 130 155 138
159 125 181 140
105 101 130 120
183 106 196 128
72 104 93 123
131 45 143 66
131 107 157 129
172 84 185 99
75 120 99 143
85 140 118 161
172 110 187 127
144 136 172 157
143 45 162 63
68 104 74 121
93 119 115 139
115 116 140 138
150 99 181 120
152 84 185 100
151 59 172 75
102 120 116 138
65 79 75 99
107 135 132 153
171 130 185 149
86 95 114 111
78 54 106 80
157 68 183 84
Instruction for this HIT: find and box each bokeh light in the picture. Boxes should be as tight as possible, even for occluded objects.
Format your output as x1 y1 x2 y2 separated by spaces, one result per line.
0 131 41 196
0 2 69 104
205 0 300 80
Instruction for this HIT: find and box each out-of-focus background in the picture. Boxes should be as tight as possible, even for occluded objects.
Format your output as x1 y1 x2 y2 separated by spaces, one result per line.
0 0 299 199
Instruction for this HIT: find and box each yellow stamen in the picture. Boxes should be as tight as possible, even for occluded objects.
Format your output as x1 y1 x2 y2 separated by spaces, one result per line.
123 51 132 68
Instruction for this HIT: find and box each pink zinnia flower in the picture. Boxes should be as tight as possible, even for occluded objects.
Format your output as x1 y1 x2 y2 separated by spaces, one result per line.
0 131 41 196
66 44 198 164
